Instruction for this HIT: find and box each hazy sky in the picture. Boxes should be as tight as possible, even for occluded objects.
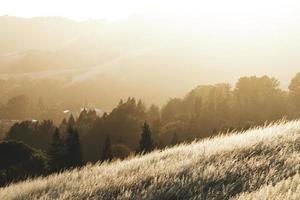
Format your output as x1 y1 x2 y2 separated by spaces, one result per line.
1 0 300 21
1 0 300 87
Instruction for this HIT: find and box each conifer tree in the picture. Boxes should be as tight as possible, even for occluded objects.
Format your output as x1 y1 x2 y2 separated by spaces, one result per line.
59 118 68 136
66 126 82 168
68 114 76 128
137 122 154 154
101 134 112 162
48 128 65 172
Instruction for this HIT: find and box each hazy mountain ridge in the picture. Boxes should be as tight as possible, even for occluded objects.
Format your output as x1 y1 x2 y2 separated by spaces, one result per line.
0 120 299 200
0 16 299 109
1 16 299 80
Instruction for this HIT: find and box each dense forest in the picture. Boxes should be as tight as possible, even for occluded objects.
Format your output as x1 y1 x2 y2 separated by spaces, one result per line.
1 72 300 186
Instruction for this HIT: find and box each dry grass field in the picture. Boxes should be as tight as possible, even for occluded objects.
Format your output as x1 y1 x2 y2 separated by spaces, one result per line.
1 120 300 200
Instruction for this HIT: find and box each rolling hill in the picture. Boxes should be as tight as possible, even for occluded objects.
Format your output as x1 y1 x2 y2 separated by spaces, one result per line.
1 16 299 81
1 16 300 110
0 120 299 199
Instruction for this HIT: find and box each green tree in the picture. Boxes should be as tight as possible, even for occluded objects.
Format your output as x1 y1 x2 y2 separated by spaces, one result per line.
66 126 82 168
48 128 66 172
59 118 68 136
137 122 154 154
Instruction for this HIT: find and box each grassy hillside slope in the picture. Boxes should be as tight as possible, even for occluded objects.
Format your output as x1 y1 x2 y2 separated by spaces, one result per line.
0 120 300 200
235 173 300 200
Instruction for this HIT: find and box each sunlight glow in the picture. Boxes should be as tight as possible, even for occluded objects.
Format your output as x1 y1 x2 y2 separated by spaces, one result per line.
1 0 300 21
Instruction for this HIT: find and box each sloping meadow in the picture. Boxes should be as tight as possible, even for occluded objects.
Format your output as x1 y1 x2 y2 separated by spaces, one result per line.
1 120 300 200
234 173 300 200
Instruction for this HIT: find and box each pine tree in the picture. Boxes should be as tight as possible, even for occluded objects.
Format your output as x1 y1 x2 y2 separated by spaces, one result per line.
137 122 154 154
101 134 112 162
66 126 82 168
48 128 65 172
59 118 68 136
68 114 76 128
78 108 88 122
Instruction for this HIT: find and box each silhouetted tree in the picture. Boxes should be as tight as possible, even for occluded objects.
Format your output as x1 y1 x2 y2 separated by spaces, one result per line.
3 73 299 168
0 141 47 186
5 120 55 151
77 109 99 135
59 118 68 136
68 115 76 128
48 128 66 172
137 122 154 154
66 126 82 168
101 134 112 162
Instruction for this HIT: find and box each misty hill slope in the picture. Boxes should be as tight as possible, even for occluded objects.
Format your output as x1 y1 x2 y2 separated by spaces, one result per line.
1 16 299 82
1 120 300 200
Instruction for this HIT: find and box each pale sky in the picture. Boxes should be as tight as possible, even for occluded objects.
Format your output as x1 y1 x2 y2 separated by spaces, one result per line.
1 0 300 21
1 0 300 92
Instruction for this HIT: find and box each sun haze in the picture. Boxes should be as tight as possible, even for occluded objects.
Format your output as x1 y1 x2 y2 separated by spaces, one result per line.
1 0 300 21
2 0 300 199
0 0 300 109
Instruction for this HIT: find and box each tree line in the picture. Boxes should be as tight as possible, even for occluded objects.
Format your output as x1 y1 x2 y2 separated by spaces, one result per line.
1 72 300 186
1 116 154 187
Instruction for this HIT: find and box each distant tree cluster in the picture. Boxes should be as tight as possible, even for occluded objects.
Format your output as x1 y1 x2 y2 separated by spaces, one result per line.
5 120 56 150
48 126 82 172
0 78 95 123
159 76 290 143
2 72 300 186
0 95 68 123
0 141 47 186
